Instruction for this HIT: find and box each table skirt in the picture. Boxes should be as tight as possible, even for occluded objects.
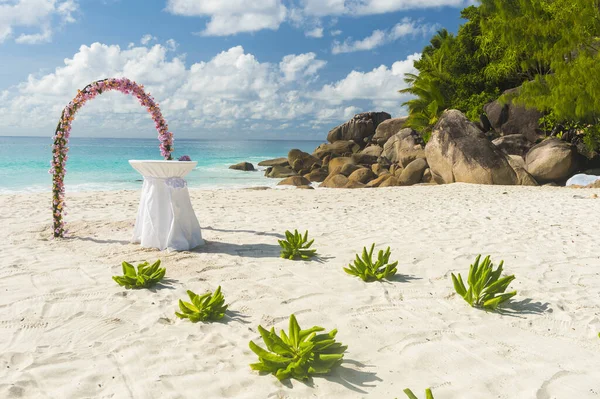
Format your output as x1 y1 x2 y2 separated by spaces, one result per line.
131 176 204 251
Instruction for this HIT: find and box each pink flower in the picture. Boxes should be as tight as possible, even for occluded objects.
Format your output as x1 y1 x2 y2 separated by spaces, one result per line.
51 77 175 237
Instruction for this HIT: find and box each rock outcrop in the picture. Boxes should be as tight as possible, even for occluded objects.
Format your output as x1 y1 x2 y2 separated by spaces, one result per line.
483 87 543 142
350 153 379 166
278 176 311 187
229 162 255 171
348 168 376 184
304 168 329 182
379 176 401 187
506 155 538 186
398 158 428 186
338 164 363 177
365 174 392 188
321 174 349 188
344 180 366 189
288 149 321 174
425 110 519 185
372 117 408 146
313 141 360 158
328 157 355 175
360 145 384 158
421 168 434 184
258 158 289 167
382 128 426 167
327 112 391 144
525 138 579 183
492 134 533 157
265 166 297 178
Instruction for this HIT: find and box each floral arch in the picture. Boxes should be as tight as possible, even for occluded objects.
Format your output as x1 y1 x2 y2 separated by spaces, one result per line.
50 78 174 238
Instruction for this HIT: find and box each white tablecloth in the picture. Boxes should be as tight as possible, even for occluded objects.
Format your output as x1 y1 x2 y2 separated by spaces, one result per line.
129 160 204 251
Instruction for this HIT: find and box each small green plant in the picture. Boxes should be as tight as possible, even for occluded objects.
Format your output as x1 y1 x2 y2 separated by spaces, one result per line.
278 230 317 260
421 130 432 144
175 286 228 322
451 255 517 310
112 260 166 288
404 388 434 399
249 314 347 381
343 244 398 282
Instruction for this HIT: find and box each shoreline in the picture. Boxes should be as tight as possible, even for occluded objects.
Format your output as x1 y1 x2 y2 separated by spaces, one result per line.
1 179 598 196
2 184 600 398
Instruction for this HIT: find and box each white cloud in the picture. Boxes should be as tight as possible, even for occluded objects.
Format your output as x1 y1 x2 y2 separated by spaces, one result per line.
164 0 469 36
332 18 438 54
390 18 439 39
166 0 287 36
15 26 52 44
0 42 418 137
0 0 78 44
279 53 326 82
302 0 470 17
301 0 346 17
316 105 362 121
140 34 157 45
305 27 323 38
314 52 421 107
330 29 342 36
165 39 178 51
332 30 386 54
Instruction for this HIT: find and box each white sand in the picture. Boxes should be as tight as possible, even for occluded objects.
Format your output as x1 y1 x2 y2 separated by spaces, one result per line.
1 184 600 398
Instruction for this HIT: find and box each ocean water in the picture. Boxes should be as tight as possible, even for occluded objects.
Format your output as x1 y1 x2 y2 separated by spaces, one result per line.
0 136 323 193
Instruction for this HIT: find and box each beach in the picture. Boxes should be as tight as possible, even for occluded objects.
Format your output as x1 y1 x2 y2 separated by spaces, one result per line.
1 184 600 398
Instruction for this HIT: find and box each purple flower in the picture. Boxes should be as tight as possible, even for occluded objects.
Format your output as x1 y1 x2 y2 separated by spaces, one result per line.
178 155 191 161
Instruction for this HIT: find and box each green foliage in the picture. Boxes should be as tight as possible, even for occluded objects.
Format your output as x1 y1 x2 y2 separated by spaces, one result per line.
343 244 398 282
249 314 347 381
112 260 165 288
399 54 450 132
451 255 517 310
421 130 432 144
404 388 434 399
175 286 228 322
278 230 317 260
401 0 600 146
479 0 600 145
538 111 600 153
400 6 523 132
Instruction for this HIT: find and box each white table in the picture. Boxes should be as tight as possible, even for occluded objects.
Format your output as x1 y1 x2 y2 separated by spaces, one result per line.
129 160 204 251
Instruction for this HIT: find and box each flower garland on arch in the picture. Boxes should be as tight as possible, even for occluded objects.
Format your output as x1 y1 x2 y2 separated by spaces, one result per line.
50 78 174 238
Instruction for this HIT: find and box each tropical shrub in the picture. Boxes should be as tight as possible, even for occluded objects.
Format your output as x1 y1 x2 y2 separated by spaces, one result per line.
278 230 317 260
112 260 166 288
479 0 600 137
175 286 228 322
343 244 398 282
451 255 516 310
404 388 434 399
249 314 347 381
400 7 523 133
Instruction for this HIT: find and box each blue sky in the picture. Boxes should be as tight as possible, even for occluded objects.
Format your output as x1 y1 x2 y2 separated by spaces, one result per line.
0 0 472 139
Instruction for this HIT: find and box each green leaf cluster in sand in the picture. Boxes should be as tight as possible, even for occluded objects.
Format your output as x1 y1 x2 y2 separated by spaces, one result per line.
452 254 517 310
249 314 347 381
175 286 228 323
112 260 166 289
344 243 398 282
278 229 317 260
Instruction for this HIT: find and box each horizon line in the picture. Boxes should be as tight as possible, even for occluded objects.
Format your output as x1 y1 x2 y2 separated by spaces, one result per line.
0 135 325 142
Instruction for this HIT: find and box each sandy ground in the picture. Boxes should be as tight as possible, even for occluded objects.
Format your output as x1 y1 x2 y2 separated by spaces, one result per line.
1 184 600 399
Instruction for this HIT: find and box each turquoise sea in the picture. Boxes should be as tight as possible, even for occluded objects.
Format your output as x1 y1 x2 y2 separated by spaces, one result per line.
0 136 323 193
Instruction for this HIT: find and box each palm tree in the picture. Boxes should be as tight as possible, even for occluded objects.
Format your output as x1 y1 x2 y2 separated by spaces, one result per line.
399 53 451 135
